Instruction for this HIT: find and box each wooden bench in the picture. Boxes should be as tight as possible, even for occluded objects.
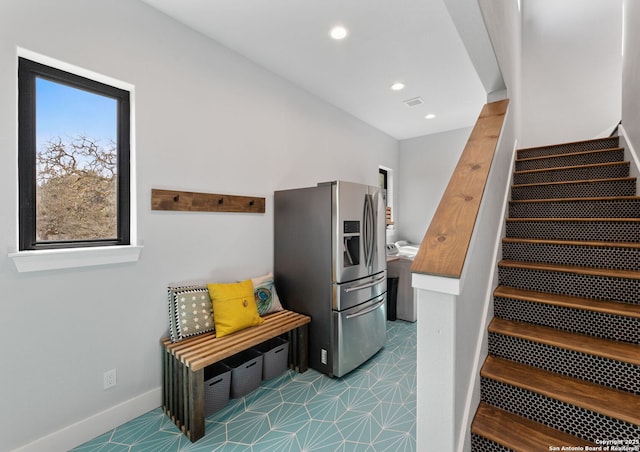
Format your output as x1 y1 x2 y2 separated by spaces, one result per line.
160 309 311 442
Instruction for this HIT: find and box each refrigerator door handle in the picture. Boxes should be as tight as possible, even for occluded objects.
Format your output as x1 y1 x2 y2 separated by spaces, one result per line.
345 297 385 320
363 194 375 268
344 274 386 293
363 195 369 267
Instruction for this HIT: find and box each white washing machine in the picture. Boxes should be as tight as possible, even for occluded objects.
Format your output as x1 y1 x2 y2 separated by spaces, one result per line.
386 241 418 322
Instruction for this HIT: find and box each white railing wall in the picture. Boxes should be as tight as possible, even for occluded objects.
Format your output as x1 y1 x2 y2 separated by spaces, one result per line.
412 102 516 452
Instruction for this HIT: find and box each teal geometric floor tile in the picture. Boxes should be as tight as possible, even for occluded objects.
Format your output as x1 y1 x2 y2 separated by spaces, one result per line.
109 410 168 445
341 386 381 413
305 390 347 421
205 397 245 423
296 419 343 451
225 410 271 445
373 428 416 452
180 423 226 452
267 402 310 433
311 372 348 396
74 320 416 451
337 409 382 443
277 379 318 404
341 367 378 389
337 441 377 452
249 429 300 452
244 387 283 414
373 402 415 432
128 430 185 452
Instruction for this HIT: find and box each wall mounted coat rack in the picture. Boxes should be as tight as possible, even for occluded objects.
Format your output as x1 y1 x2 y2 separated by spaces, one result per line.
151 188 265 214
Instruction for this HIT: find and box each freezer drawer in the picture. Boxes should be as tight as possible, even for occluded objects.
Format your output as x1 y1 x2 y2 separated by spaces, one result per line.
332 294 386 377
333 271 386 311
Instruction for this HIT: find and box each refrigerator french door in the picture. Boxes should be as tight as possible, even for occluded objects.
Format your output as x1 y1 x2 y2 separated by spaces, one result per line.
274 181 387 377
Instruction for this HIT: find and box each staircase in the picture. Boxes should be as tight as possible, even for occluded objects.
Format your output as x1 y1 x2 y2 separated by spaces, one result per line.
471 136 640 451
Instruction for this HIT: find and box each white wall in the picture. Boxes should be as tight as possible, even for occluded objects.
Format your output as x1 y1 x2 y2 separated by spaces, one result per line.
520 0 622 147
622 0 640 153
479 0 522 140
397 127 472 244
0 1 398 450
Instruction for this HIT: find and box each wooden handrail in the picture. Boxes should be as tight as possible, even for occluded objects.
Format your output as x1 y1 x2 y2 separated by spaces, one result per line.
411 99 509 278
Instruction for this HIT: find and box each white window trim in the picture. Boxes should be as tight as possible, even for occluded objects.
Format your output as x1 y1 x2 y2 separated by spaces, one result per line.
9 246 143 273
10 48 141 272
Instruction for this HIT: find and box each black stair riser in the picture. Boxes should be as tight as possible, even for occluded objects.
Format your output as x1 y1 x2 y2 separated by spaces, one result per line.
501 242 640 271
505 220 640 243
513 162 630 185
470 434 513 452
480 377 639 442
493 296 640 344
488 333 640 394
511 179 636 201
516 149 624 171
517 137 619 160
498 266 640 305
509 198 640 218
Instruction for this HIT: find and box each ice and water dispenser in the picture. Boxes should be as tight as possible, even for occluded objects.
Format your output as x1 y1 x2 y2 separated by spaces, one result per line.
343 220 360 267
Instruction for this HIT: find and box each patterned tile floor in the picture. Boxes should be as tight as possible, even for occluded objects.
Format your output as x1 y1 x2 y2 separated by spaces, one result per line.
73 320 416 451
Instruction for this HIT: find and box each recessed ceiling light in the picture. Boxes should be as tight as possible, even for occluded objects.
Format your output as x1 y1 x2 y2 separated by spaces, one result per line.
390 82 405 91
329 25 348 40
425 113 436 119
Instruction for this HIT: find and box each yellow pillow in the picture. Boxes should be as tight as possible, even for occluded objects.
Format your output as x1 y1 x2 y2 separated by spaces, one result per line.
208 279 264 337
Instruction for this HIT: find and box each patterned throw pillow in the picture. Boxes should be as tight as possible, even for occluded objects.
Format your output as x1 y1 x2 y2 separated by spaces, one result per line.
167 284 214 342
251 273 284 316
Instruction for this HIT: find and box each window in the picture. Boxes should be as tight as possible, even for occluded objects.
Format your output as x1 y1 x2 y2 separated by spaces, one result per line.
379 168 388 192
18 57 130 251
379 166 394 228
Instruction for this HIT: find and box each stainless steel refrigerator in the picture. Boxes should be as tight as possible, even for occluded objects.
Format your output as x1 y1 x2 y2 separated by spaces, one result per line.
274 181 387 377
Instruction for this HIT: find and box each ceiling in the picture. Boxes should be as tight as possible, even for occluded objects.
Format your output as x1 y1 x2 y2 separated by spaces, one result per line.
140 0 500 140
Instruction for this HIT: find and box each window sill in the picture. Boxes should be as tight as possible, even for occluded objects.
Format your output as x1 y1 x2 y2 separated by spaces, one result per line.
9 245 143 273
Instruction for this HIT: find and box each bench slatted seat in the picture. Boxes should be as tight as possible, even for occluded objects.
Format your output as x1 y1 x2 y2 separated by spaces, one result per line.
161 309 310 442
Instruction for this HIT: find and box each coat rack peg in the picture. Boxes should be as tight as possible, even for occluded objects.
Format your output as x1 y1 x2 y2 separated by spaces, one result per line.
218 198 224 204
249 200 255 206
173 194 180 202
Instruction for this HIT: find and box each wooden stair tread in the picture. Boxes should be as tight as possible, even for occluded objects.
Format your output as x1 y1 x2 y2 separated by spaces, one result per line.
471 402 596 451
514 161 629 176
494 285 640 319
510 195 640 204
515 147 623 163
489 317 640 365
498 259 640 280
502 237 640 249
512 176 636 189
481 356 640 425
517 137 618 154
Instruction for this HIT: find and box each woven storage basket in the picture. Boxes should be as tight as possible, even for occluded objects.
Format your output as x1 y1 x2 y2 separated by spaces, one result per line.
203 362 231 416
252 337 289 380
223 349 263 398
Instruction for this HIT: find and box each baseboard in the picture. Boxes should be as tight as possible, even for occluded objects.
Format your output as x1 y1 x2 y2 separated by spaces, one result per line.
13 387 162 452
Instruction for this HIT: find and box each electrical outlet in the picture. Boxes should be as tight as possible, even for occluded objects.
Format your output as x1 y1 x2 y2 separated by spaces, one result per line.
104 369 117 390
